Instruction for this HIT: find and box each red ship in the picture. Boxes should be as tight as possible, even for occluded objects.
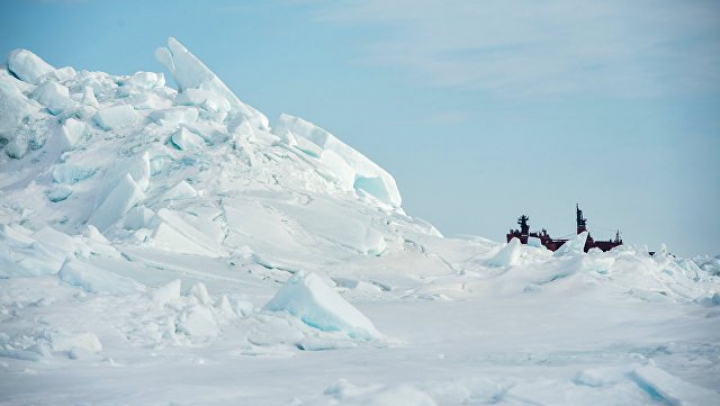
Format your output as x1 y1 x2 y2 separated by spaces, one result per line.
507 205 622 252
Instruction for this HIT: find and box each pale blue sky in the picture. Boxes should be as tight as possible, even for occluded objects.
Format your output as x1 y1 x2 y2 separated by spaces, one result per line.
2 0 719 256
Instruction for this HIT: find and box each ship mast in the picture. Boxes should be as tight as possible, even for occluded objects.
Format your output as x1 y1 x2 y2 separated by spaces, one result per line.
518 215 530 235
576 204 587 234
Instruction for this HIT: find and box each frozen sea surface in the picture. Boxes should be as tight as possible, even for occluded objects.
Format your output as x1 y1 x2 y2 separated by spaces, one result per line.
0 38 718 406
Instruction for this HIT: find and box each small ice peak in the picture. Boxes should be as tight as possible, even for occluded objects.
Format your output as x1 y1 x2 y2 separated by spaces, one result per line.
652 243 670 264
188 282 213 306
155 37 269 129
93 152 151 211
124 71 166 90
488 237 521 267
49 331 103 354
81 86 99 108
215 295 236 317
150 106 199 127
169 127 204 151
554 231 588 257
151 279 182 306
262 270 383 340
58 259 145 294
56 117 87 151
176 305 218 338
30 80 75 115
94 104 141 130
45 66 76 83
162 180 198 201
87 173 146 232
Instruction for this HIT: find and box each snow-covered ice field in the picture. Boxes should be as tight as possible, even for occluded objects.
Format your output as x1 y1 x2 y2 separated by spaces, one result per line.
1 38 719 405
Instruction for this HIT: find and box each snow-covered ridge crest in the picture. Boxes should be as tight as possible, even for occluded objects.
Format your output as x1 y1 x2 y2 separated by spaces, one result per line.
1 37 402 207
273 113 402 207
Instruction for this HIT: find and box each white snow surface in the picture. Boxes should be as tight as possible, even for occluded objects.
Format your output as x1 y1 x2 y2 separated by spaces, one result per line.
1 39 719 406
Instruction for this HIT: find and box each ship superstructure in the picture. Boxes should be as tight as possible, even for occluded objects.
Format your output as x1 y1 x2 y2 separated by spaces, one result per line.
507 205 622 252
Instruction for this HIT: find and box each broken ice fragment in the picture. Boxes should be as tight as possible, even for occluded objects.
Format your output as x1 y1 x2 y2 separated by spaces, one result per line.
263 271 382 340
7 49 55 84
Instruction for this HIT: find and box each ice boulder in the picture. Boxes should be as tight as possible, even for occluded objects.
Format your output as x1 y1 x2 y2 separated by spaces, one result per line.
149 106 198 127
155 37 269 129
48 331 103 354
147 209 224 257
697 255 720 276
87 173 146 231
273 114 402 207
81 85 99 108
262 271 382 340
58 259 145 294
0 80 37 137
30 80 75 115
162 180 199 201
52 162 97 184
189 282 213 305
45 66 76 83
169 127 204 151
629 365 720 406
554 231 588 257
79 225 120 258
318 381 438 406
82 225 110 244
56 118 87 150
175 88 231 121
124 71 165 89
32 226 79 253
123 206 155 230
94 104 141 130
0 225 66 277
151 279 182 306
7 49 55 84
176 305 218 338
47 186 73 202
92 152 150 215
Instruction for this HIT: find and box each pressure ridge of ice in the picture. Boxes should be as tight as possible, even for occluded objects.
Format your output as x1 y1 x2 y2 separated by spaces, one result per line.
0 37 412 264
1 38 719 406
